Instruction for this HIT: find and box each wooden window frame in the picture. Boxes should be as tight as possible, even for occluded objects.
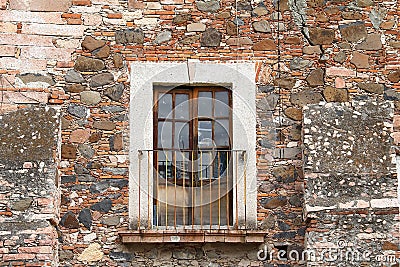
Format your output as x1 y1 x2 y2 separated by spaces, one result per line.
153 85 233 227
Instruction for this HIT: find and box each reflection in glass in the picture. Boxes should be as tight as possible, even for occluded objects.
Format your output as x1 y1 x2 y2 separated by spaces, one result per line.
157 151 173 179
158 121 172 148
175 122 189 149
199 151 212 180
175 152 190 181
198 92 212 117
214 151 228 178
198 121 213 147
215 91 229 117
158 93 172 118
175 94 189 120
197 151 229 180
214 119 230 146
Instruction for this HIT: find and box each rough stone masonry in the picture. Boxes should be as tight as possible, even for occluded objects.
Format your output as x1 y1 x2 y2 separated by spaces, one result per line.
0 0 399 266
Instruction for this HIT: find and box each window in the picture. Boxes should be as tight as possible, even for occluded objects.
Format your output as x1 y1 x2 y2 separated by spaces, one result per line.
153 86 234 227
128 62 257 232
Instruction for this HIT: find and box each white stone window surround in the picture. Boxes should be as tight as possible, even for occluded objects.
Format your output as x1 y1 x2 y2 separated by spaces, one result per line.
397 156 400 207
129 61 257 229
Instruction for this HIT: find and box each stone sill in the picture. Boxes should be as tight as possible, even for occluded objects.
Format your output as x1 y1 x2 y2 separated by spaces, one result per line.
119 230 265 243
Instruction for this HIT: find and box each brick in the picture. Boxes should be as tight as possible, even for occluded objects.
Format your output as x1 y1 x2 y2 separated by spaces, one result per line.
56 61 74 68
187 22 206 32
0 0 7 9
0 33 54 46
0 92 49 104
146 2 161 9
25 263 45 267
82 14 102 26
128 0 145 10
23 23 85 37
8 0 29 10
0 45 16 57
38 239 54 246
54 38 81 49
0 22 17 33
392 132 400 145
160 0 184 4
49 99 64 104
0 10 64 24
61 13 81 19
326 67 356 77
20 47 74 61
92 0 119 4
37 197 52 206
69 129 91 143
67 18 83 24
72 0 91 5
3 240 17 246
9 0 72 11
107 13 122 19
334 77 345 88
0 58 47 71
393 115 400 130
370 198 398 208
18 246 52 254
3 253 36 261
36 254 52 260
134 17 158 26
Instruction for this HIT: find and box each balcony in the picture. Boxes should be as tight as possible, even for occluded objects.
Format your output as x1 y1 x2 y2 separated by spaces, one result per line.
119 149 264 243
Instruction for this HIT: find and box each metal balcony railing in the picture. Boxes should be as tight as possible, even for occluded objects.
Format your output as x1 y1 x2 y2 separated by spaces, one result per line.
136 149 248 230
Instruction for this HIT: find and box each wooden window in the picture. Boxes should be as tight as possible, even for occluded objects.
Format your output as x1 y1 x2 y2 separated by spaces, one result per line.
153 86 233 227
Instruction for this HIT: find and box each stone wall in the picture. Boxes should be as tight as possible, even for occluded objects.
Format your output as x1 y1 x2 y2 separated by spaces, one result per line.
0 0 399 265
303 101 399 266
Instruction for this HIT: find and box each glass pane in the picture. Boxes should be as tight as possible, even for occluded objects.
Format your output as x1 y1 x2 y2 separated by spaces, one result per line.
198 121 213 148
198 92 212 117
175 122 189 149
157 151 173 179
175 94 189 120
158 93 172 118
158 121 172 148
175 152 190 182
198 151 213 180
215 91 229 117
214 119 230 146
215 151 228 177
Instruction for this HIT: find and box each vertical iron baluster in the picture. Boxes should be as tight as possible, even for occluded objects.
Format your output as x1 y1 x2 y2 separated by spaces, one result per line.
226 151 229 229
138 151 141 230
182 151 186 229
156 151 159 229
147 151 150 229
244 152 247 229
200 150 203 229
209 151 212 230
174 151 177 229
235 151 238 229
218 151 221 230
165 152 168 228
191 150 194 230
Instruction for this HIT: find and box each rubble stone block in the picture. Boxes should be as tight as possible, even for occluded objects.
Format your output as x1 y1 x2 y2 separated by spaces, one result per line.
303 100 394 174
